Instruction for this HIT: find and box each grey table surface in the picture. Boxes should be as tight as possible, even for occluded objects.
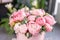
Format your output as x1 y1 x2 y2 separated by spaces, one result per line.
0 23 60 40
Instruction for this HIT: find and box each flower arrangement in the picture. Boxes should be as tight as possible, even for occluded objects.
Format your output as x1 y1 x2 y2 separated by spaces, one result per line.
9 7 56 38
0 0 46 35
0 0 56 40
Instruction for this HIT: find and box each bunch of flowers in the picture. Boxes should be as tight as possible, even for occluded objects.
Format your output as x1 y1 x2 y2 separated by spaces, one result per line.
9 7 56 38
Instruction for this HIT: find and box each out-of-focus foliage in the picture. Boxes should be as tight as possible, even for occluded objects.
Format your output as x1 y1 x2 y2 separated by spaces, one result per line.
0 18 14 34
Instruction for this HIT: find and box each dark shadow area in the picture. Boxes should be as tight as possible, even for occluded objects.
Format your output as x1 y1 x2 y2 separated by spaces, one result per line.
0 4 8 19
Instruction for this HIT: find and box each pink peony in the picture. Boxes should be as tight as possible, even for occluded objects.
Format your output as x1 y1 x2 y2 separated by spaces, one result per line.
9 15 16 27
19 24 27 34
30 9 45 16
14 23 27 34
14 23 21 33
44 15 56 26
9 8 29 26
11 11 19 17
26 12 30 16
28 21 35 24
36 17 46 26
13 14 24 21
18 9 26 17
10 9 27 22
44 23 53 32
28 15 36 21
39 9 45 16
9 19 14 27
27 21 41 35
20 8 30 16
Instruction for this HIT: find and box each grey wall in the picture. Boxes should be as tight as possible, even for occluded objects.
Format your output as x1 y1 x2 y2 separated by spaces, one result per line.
48 0 56 14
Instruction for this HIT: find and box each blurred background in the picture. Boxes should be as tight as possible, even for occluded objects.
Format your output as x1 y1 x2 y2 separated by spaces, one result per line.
0 0 60 40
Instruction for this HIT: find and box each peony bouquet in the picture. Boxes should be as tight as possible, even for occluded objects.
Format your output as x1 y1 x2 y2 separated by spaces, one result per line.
9 7 56 38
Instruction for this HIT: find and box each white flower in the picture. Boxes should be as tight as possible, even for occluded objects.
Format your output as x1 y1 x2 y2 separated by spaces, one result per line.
25 6 29 11
5 3 13 9
32 0 38 7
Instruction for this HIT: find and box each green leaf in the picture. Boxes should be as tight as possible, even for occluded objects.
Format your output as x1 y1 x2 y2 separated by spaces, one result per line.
0 18 14 34
7 13 11 16
39 0 46 9
42 26 46 31
25 32 32 38
21 18 28 24
30 0 34 3
19 4 25 9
